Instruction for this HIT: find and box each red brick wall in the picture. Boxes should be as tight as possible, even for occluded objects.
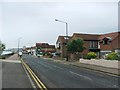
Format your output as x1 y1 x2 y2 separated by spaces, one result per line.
100 35 120 51
82 41 89 55
56 36 67 58
111 36 120 51
100 43 112 51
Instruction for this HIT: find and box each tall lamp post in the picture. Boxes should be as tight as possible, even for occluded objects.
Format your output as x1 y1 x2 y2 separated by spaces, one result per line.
18 37 22 54
55 19 69 61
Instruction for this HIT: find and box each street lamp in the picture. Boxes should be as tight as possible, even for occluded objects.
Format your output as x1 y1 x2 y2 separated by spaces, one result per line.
55 19 69 61
18 37 22 54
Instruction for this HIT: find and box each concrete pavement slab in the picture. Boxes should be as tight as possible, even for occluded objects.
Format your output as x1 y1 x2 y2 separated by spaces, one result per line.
1 54 35 89
6 54 19 60
2 59 34 89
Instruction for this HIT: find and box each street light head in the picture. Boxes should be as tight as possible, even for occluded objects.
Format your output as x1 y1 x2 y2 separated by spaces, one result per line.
55 19 58 21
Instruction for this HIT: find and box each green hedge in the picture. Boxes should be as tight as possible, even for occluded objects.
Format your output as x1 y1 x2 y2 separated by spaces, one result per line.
106 52 119 60
86 52 97 60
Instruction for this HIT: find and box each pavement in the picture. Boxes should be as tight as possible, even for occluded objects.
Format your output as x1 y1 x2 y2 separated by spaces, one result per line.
2 54 34 89
22 54 119 88
43 57 120 76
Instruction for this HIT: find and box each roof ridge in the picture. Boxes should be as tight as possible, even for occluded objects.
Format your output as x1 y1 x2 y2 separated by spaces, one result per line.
73 33 101 35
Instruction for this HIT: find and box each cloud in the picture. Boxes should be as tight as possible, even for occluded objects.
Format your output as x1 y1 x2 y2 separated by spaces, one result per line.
1 2 118 48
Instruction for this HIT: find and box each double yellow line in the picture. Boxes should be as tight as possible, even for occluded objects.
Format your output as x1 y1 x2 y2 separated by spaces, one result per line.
21 59 48 90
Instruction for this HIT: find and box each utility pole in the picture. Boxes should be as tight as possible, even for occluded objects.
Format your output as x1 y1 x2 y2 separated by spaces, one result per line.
18 37 22 54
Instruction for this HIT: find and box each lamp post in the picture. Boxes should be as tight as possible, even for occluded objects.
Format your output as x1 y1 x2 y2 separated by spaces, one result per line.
18 37 22 54
55 19 69 61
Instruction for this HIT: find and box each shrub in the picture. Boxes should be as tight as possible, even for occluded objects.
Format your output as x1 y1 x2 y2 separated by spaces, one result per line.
86 52 97 60
83 55 87 59
55 52 61 56
42 52 46 56
106 52 119 60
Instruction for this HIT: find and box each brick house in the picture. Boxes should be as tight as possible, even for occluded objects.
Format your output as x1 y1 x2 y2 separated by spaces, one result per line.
99 32 120 56
56 36 71 58
70 33 101 57
56 32 120 59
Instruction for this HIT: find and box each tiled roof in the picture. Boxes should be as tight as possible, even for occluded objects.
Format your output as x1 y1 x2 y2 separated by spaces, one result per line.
31 46 36 49
72 33 100 40
36 43 55 48
56 35 72 43
99 32 119 40
36 43 49 46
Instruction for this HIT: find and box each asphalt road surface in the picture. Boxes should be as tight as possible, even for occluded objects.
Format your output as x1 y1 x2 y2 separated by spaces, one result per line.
22 54 119 88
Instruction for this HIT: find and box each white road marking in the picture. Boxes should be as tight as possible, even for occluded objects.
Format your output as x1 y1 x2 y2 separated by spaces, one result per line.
69 71 92 81
53 65 64 70
39 62 55 70
2 60 21 63
42 61 64 70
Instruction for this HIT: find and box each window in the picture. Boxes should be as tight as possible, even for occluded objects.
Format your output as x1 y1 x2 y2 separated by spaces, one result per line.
103 40 109 44
90 41 98 48
102 37 111 45
56 42 61 49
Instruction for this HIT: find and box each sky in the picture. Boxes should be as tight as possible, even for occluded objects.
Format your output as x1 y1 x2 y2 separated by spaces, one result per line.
0 0 119 49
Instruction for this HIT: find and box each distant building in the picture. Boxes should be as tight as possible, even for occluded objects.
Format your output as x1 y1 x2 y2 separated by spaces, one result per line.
23 47 31 54
31 46 36 55
36 43 56 55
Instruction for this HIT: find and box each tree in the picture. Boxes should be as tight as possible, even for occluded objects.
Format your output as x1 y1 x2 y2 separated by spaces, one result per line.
0 42 5 51
0 41 5 56
66 38 85 60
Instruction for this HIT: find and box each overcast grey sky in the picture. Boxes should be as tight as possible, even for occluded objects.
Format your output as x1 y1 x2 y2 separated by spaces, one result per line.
0 0 119 48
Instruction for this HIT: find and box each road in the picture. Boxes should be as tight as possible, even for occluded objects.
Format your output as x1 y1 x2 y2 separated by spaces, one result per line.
22 54 119 88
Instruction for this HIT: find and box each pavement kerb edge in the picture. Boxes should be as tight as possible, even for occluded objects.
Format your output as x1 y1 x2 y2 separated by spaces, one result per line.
20 58 37 89
42 57 120 77
21 59 43 89
20 58 48 90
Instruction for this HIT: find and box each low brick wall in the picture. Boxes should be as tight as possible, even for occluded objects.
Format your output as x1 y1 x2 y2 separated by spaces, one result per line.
79 59 119 69
79 59 120 75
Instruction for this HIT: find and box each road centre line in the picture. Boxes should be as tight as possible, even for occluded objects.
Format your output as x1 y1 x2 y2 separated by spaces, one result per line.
53 65 64 70
41 61 64 70
69 70 118 88
38 62 55 70
69 71 92 81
